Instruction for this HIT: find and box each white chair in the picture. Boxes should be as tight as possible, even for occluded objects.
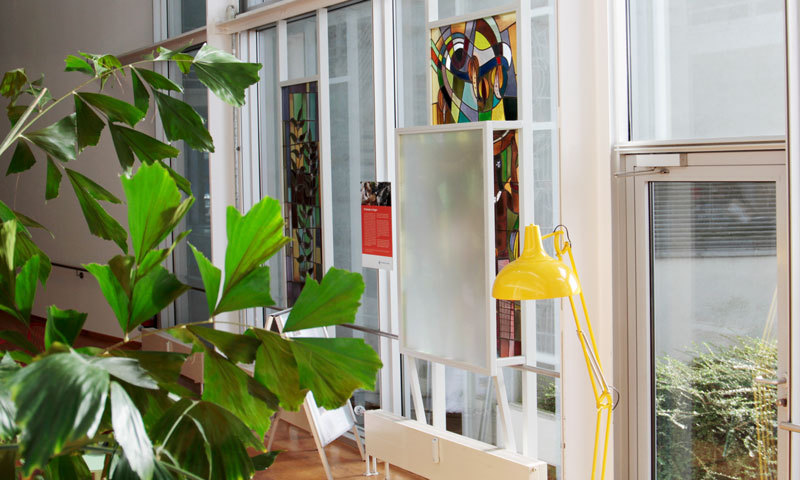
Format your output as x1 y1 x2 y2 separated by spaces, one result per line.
264 311 366 480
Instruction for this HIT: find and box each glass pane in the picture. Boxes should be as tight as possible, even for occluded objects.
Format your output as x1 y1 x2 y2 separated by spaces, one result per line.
651 181 777 479
397 130 489 370
287 16 318 80
242 0 282 11
629 0 785 141
167 0 205 37
171 55 210 325
337 327 381 427
328 0 378 330
394 0 428 127
436 0 515 20
257 27 287 309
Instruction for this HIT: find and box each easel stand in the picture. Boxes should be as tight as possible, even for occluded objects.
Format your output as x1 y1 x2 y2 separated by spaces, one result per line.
264 311 366 480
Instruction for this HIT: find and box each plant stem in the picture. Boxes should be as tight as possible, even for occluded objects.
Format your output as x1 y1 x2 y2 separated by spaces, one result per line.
160 461 206 480
0 88 47 158
100 319 214 354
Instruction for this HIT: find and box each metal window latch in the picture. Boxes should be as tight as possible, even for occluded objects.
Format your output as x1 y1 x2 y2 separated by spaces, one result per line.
754 375 788 386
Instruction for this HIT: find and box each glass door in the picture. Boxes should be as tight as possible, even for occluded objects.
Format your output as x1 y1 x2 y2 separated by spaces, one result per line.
630 159 789 479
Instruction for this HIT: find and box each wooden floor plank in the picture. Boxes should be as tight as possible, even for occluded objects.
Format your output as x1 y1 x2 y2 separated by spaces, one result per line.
257 421 426 480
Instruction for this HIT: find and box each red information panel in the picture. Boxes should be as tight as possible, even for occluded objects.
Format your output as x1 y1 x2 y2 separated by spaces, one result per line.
361 182 393 270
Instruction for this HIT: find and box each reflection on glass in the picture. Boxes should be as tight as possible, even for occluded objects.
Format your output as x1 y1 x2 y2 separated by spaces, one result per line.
651 182 777 479
629 0 785 140
394 0 428 127
257 27 286 308
167 0 206 37
328 1 378 330
171 58 210 325
287 15 318 79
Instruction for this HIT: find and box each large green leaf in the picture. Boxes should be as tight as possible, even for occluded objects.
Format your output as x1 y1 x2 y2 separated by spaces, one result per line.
186 325 260 364
111 381 155 480
11 228 50 284
45 156 62 200
130 69 150 115
24 114 77 162
202 350 275 438
6 139 36 175
160 160 191 195
85 262 129 333
214 266 274 315
110 350 188 393
65 168 121 203
11 351 110 474
43 454 92 480
0 354 20 440
284 268 364 332
13 210 51 236
64 55 94 75
14 254 40 323
192 44 261 107
0 330 39 355
155 47 193 74
250 329 306 410
92 357 157 391
153 91 214 152
130 266 188 332
291 337 382 409
216 198 289 315
0 69 27 98
133 67 183 92
66 169 127 252
74 95 105 151
77 92 145 127
111 124 180 166
122 162 194 264
44 306 87 349
189 243 220 317
109 122 136 171
152 400 263 480
138 230 190 281
251 451 280 471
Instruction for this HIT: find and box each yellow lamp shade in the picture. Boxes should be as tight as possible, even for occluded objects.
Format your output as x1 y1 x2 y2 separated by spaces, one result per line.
492 224 581 300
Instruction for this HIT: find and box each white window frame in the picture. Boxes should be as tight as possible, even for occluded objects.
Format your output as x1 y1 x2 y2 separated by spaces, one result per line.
610 0 795 478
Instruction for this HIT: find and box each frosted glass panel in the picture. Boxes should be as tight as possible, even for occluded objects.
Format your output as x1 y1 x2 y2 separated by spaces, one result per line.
287 16 318 80
398 129 489 371
629 0 785 140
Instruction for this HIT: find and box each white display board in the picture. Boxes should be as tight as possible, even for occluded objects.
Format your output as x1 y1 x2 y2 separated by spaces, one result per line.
396 122 522 375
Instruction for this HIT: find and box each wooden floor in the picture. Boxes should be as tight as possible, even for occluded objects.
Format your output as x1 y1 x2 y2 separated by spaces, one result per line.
257 421 425 480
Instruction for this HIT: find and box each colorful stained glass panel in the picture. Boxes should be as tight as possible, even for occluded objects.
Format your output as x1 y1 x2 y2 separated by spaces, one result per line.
430 13 518 124
493 130 520 357
282 82 322 305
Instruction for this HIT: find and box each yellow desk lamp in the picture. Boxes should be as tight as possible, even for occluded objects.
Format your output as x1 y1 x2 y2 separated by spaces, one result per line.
493 224 612 480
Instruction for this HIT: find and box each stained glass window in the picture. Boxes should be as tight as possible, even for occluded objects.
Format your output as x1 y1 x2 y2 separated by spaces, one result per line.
493 130 520 357
430 13 518 124
282 82 322 305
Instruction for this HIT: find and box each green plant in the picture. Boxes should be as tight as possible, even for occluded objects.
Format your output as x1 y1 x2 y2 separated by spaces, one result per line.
0 46 381 479
655 336 777 480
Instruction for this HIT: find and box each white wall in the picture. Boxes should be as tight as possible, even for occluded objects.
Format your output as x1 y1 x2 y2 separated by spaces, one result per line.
0 1 153 337
557 0 615 478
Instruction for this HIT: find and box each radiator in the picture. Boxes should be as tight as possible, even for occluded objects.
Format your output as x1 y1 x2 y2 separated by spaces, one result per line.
365 410 547 480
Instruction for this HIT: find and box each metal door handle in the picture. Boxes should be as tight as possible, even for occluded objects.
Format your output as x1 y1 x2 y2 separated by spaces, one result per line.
754 375 787 386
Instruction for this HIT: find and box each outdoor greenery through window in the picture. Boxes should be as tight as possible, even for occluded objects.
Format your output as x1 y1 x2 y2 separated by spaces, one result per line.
651 181 778 479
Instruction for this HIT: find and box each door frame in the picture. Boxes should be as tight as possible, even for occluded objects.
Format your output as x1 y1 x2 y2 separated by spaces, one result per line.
622 150 790 479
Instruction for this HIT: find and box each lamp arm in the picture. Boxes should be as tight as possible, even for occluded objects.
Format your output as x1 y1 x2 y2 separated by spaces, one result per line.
552 233 611 401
